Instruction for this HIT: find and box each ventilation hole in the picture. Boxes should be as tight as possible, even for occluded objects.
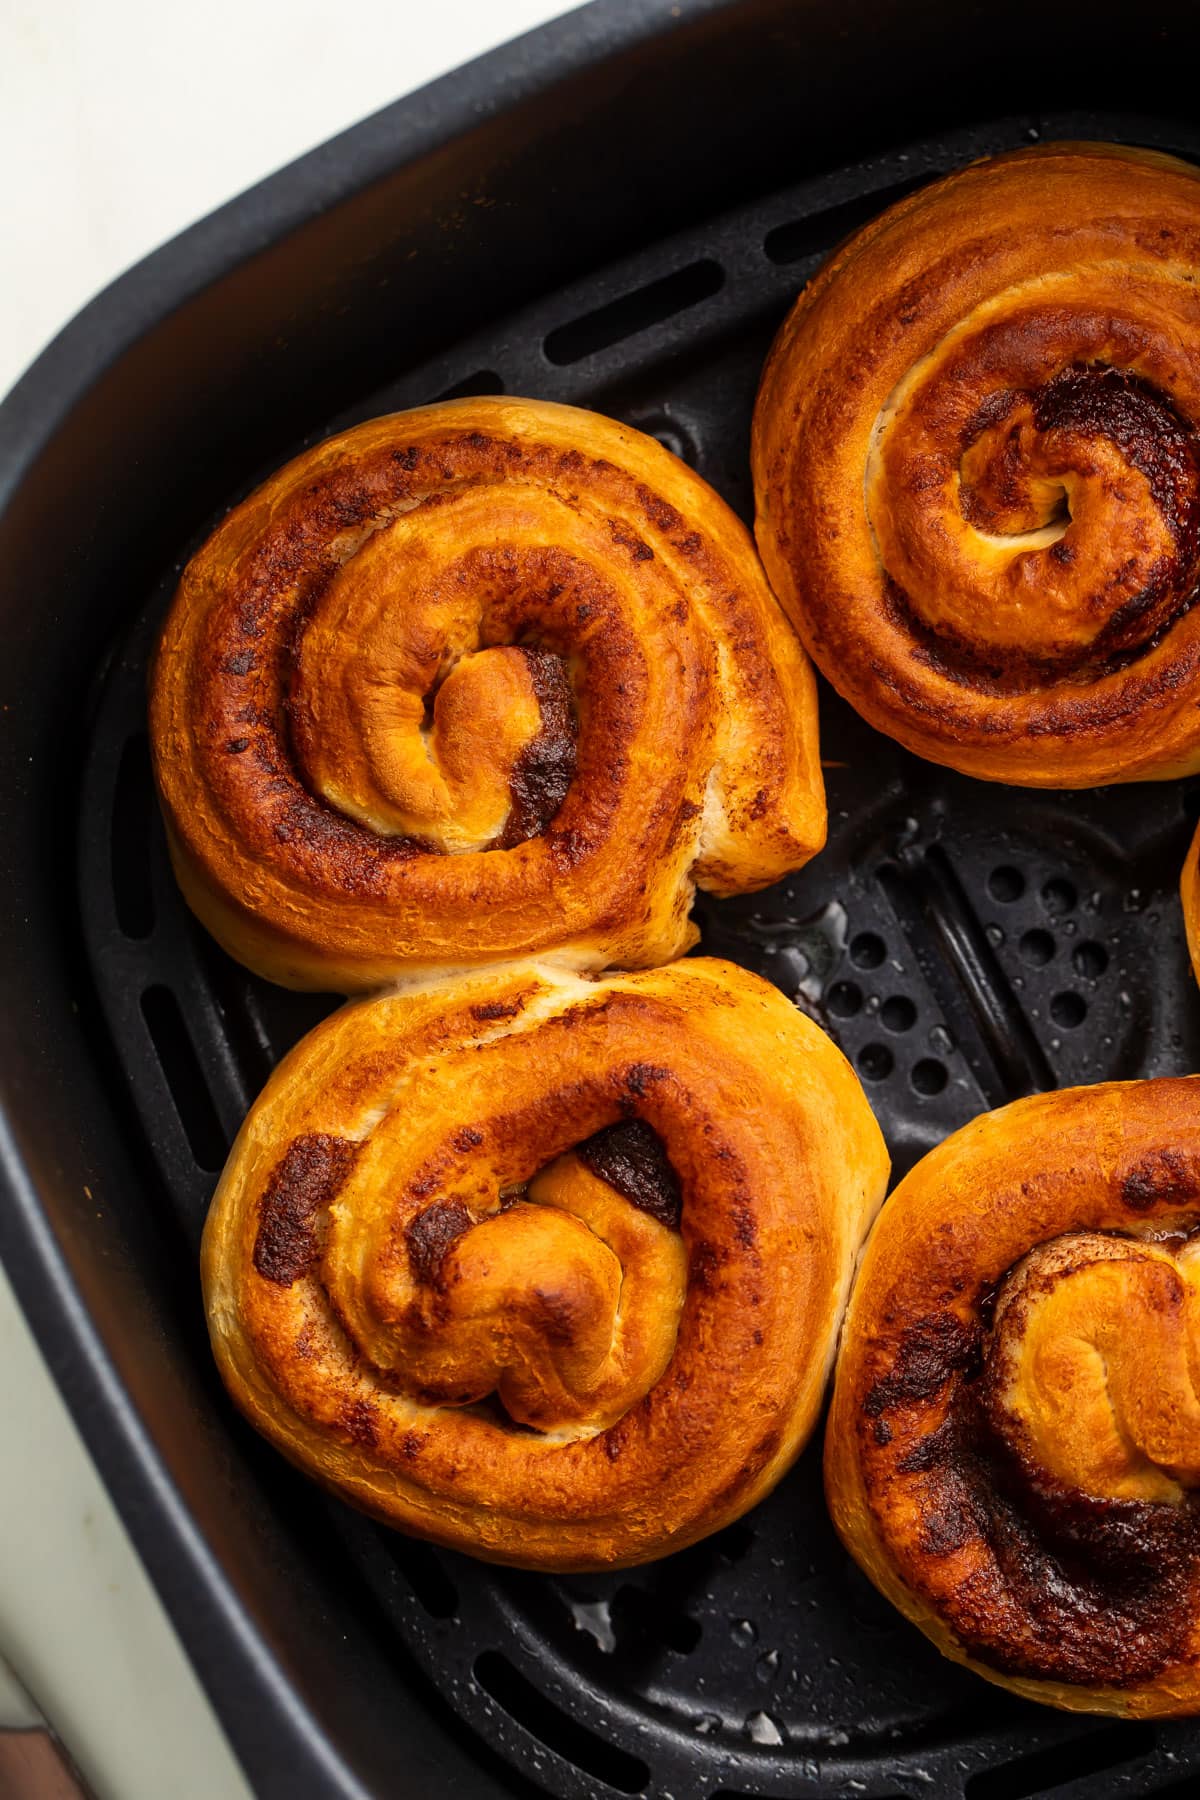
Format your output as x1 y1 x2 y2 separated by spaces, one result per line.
473 1651 649 1793
1183 778 1200 824
912 1058 948 1095
858 1042 894 1082
987 865 1025 903
1072 941 1109 980
434 369 505 401
611 1584 702 1655
849 931 886 970
1050 991 1087 1029
1019 928 1056 967
140 986 228 1172
963 1723 1155 1800
763 174 932 265
389 1538 458 1619
111 733 156 938
1041 877 1077 918
880 995 916 1033
544 259 724 365
827 979 863 1018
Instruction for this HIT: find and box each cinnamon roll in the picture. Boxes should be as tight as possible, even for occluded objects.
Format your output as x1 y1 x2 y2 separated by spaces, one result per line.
753 143 1200 786
151 397 824 990
1185 820 1200 983
203 957 888 1569
826 1077 1200 1715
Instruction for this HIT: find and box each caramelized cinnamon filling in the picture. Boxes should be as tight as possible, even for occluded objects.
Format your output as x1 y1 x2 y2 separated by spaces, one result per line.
497 647 578 847
253 1133 361 1285
866 1227 1200 1685
576 1118 683 1228
881 363 1200 695
260 1114 687 1437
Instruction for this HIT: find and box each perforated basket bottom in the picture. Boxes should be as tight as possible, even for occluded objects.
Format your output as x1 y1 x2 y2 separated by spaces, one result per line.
79 110 1200 1800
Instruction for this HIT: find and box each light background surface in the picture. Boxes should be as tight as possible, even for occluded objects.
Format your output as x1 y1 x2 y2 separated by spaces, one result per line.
0 2 573 1794
2 0 574 399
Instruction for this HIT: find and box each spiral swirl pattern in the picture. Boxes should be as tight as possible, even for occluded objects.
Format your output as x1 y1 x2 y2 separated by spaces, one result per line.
151 397 824 990
753 143 1200 786
825 1077 1200 1715
203 957 888 1569
1184 819 1200 984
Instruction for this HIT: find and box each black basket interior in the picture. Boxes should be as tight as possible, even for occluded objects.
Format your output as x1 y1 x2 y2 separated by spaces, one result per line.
77 110 1200 1800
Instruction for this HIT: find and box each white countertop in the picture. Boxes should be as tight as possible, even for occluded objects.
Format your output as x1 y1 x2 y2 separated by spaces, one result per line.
0 3 572 1794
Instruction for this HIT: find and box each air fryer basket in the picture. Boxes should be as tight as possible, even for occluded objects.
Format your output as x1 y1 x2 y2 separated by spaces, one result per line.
5 4 1200 1798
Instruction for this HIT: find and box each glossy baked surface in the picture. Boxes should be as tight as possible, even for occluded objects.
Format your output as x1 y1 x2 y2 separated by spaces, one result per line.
753 143 1200 787
826 1077 1200 1715
202 956 888 1569
1185 821 1200 983
79 110 1200 1795
151 396 824 990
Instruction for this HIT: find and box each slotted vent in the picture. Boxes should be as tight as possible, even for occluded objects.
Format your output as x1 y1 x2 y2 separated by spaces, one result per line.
77 109 1200 1800
544 259 724 365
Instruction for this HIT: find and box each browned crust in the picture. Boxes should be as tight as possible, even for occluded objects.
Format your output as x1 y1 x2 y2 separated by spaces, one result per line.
825 1076 1200 1716
152 397 825 990
1184 820 1200 986
752 142 1200 787
202 957 889 1570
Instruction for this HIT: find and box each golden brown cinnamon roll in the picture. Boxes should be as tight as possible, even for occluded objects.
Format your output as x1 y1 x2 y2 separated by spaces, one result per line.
203 957 888 1569
753 143 1200 786
1185 821 1200 982
151 397 824 990
826 1077 1200 1715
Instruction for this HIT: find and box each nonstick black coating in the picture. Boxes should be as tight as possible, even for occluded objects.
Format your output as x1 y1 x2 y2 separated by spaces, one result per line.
6 2 1200 1795
77 106 1200 1800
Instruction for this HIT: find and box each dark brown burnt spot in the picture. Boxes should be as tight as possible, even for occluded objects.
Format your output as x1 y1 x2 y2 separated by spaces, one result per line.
341 1399 379 1448
499 648 578 848
607 518 654 562
1032 365 1199 546
1121 1147 1200 1212
624 1062 670 1099
453 1126 484 1150
253 1134 360 1286
731 1205 756 1250
959 385 1022 456
550 825 590 869
949 1392 1199 1684
577 1119 683 1229
667 795 702 849
635 484 684 535
864 1313 979 1418
873 1299 1200 1686
470 998 524 1023
406 1199 473 1286
689 1238 724 1292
